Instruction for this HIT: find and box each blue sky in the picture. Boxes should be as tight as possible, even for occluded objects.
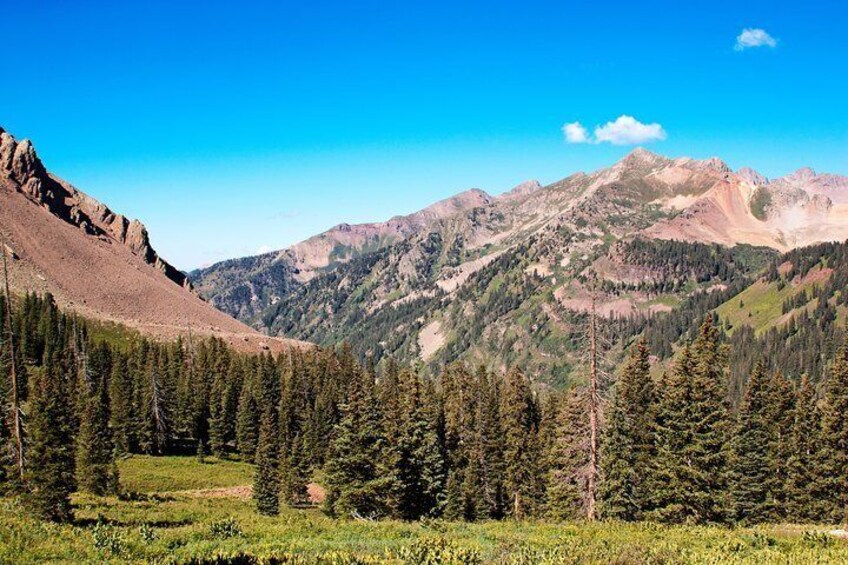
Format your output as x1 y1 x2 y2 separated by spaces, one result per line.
2 1 846 269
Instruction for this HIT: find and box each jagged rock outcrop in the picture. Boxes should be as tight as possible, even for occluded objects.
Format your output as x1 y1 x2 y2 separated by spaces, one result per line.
0 126 304 352
0 127 191 290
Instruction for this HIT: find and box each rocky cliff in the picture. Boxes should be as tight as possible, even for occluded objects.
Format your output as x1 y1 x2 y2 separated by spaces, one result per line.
0 126 304 352
0 127 191 290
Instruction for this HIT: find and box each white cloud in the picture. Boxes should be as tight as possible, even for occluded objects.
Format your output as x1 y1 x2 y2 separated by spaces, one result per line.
594 115 667 145
562 115 666 146
257 245 272 254
562 121 590 144
735 28 777 51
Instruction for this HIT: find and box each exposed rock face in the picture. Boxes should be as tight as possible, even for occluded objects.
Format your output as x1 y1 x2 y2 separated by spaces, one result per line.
737 167 768 186
0 128 191 290
646 159 848 251
0 126 305 352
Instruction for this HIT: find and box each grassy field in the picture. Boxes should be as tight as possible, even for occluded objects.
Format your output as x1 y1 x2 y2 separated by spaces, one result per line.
715 279 806 334
714 265 847 336
1 456 846 564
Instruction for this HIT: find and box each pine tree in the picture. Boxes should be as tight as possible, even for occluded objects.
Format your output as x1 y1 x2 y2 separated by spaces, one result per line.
650 318 731 524
208 368 229 458
819 333 848 524
390 370 445 520
236 362 260 462
439 363 477 521
75 342 119 495
729 361 772 523
546 388 590 520
26 351 75 521
470 365 506 520
324 362 394 518
764 370 795 520
785 375 824 522
278 353 311 508
109 352 133 455
140 347 171 455
253 355 282 515
599 339 655 520
500 367 542 518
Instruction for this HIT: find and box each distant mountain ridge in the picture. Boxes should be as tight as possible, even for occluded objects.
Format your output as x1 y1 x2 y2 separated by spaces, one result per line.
191 148 847 380
194 148 848 321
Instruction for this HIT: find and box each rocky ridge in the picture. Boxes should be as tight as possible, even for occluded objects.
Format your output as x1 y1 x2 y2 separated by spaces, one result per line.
0 126 304 352
0 127 190 289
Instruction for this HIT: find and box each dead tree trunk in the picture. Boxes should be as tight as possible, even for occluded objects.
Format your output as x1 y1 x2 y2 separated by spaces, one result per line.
587 281 599 522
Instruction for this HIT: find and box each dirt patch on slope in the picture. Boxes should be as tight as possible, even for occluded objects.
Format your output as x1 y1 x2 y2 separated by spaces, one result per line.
418 319 446 361
173 482 326 505
0 185 305 353
436 251 505 292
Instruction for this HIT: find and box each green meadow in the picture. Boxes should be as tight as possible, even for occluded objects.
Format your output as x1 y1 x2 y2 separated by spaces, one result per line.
1 456 846 564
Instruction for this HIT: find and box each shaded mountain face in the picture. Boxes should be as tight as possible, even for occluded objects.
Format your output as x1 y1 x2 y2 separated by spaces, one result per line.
192 148 847 381
191 185 534 320
0 126 303 353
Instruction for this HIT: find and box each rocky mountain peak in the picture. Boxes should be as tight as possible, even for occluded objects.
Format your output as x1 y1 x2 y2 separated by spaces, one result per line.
1 131 46 185
500 180 542 200
0 126 191 290
614 147 671 172
453 187 491 201
737 167 768 186
783 167 817 184
696 157 731 174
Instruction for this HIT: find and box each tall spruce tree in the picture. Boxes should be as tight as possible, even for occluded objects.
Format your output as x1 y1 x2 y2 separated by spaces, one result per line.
819 333 848 524
236 361 260 462
278 354 311 508
546 387 591 520
109 352 133 455
599 339 655 520
650 317 731 524
390 370 445 520
785 375 824 522
729 361 772 523
324 362 394 518
764 370 795 520
253 355 282 515
470 365 506 520
26 350 75 521
500 367 542 518
141 348 170 455
440 363 477 521
75 342 119 495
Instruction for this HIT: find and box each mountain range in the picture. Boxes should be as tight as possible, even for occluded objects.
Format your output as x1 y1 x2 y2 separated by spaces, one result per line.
192 147 848 382
3 123 846 382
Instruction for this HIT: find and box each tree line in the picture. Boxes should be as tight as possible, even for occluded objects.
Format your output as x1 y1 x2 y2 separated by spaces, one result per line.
2 293 848 526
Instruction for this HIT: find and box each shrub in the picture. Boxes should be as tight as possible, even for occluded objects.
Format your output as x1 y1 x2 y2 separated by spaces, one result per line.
209 517 244 539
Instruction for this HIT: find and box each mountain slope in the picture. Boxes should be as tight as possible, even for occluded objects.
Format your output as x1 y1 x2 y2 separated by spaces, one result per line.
0 126 303 352
646 165 848 250
191 182 540 321
193 148 847 380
